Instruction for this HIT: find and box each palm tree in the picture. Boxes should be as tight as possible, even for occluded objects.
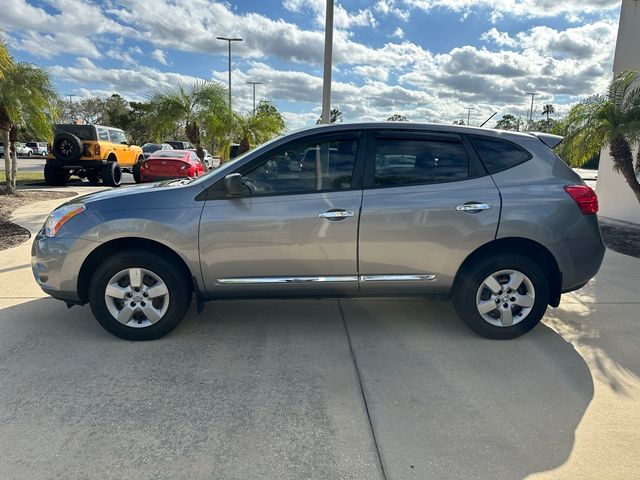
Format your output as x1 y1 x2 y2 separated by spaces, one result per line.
541 104 555 121
147 81 227 169
0 38 10 79
233 107 285 156
563 71 640 205
0 60 58 192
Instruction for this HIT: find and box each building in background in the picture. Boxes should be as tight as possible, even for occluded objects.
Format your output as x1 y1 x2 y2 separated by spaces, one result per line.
597 0 640 224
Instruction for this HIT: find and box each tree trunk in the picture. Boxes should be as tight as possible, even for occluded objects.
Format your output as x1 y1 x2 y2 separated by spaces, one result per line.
237 136 250 156
195 144 207 171
9 127 17 190
3 129 12 192
610 136 640 206
635 144 640 174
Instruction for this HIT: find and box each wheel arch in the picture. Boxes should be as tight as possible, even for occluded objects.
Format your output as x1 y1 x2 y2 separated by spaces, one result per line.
77 238 195 303
454 237 562 307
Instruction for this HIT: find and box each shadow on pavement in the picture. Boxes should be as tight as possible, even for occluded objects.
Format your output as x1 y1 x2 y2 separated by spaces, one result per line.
340 298 594 480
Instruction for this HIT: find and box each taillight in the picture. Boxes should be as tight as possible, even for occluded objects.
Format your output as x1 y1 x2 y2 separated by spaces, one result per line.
564 185 598 215
94 144 100 156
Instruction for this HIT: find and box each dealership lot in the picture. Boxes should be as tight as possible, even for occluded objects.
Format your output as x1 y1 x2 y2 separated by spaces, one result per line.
1 197 639 479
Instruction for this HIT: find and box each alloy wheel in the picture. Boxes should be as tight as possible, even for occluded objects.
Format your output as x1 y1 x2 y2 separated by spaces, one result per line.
475 269 535 327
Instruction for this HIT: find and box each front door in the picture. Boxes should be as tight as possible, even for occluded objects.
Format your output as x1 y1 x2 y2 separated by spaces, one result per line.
358 130 501 294
199 132 364 297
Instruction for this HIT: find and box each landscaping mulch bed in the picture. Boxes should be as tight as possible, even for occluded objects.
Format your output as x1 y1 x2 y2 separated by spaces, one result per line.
600 220 640 259
0 189 76 251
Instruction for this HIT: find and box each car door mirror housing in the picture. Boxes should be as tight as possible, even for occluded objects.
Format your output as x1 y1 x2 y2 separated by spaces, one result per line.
224 173 243 197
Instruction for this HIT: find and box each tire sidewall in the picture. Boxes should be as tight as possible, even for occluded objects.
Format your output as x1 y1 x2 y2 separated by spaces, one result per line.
88 251 191 340
102 161 122 187
453 254 549 339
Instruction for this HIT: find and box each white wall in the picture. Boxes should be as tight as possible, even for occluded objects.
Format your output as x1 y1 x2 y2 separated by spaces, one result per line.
596 0 640 225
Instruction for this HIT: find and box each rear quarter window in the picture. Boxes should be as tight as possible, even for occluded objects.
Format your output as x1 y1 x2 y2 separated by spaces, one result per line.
470 136 532 174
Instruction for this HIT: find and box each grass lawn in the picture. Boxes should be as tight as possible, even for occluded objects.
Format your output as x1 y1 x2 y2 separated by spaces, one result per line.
0 171 44 186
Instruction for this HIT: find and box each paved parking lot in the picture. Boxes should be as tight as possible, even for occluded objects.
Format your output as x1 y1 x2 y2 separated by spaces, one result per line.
1 196 639 479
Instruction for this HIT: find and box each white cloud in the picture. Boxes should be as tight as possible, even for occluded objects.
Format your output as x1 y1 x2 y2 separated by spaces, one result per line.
391 27 405 39
480 28 516 48
375 0 411 21
151 49 169 65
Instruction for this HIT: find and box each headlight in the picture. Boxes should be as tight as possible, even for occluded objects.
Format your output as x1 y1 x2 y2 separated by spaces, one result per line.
44 204 86 237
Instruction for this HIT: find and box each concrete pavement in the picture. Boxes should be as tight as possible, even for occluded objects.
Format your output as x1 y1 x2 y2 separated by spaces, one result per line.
0 195 639 479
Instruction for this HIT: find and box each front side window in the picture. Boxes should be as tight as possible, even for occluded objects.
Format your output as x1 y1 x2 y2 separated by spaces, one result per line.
373 138 469 187
108 130 127 144
240 137 358 196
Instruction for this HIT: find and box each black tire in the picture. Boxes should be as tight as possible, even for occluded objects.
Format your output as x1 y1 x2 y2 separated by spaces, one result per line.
86 170 100 184
452 253 549 339
88 250 192 340
53 132 83 162
44 163 68 186
102 161 122 187
132 156 144 183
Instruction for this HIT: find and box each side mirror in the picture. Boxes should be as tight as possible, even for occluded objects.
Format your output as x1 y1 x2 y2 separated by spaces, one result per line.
224 173 243 197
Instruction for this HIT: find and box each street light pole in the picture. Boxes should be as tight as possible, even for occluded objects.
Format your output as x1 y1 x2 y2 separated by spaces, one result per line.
217 36 243 109
465 107 474 126
526 92 536 127
246 81 263 114
321 0 334 124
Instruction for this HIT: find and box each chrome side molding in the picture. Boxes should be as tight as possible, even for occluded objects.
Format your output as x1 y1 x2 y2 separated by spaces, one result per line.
217 274 437 285
217 275 359 285
359 274 436 282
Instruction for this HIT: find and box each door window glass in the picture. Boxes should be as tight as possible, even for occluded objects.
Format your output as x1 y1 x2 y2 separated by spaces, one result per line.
109 130 127 144
97 128 110 142
373 138 469 187
241 138 358 196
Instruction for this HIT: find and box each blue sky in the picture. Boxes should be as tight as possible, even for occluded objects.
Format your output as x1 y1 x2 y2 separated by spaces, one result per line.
1 0 622 129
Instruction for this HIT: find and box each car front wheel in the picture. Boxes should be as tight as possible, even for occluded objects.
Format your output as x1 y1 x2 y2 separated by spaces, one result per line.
88 251 192 340
452 253 550 339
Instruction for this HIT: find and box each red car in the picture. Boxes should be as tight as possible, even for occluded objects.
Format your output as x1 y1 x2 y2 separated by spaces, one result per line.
140 149 205 182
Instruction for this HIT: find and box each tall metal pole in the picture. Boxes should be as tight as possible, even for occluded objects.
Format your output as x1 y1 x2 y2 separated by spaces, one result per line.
246 81 263 114
526 92 536 125
321 0 334 124
465 107 474 126
217 37 243 109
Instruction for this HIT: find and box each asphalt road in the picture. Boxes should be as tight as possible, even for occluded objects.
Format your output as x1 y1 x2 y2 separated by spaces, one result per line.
16 156 137 185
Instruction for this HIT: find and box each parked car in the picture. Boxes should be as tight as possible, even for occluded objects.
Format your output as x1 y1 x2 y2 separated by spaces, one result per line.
16 143 34 157
164 140 192 150
0 142 3 158
140 149 205 182
25 142 48 156
45 124 144 186
188 148 216 169
141 142 173 160
32 122 605 341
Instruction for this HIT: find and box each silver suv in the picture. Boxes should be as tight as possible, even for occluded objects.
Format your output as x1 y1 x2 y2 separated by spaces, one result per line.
32 123 605 341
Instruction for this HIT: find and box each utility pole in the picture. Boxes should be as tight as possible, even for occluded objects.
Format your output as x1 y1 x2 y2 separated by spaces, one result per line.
246 81 263 114
217 37 243 109
321 0 334 124
465 107 474 126
526 92 536 127
67 94 76 103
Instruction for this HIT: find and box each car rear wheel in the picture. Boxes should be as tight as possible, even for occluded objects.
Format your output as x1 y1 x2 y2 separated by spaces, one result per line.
86 170 100 183
88 251 192 340
452 253 549 339
102 161 121 187
44 163 69 186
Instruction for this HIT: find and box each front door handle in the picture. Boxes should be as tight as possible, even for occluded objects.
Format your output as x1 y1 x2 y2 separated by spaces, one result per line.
318 209 355 220
456 202 492 213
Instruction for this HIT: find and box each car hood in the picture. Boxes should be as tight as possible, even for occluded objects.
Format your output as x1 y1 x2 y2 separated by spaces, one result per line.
64 181 204 210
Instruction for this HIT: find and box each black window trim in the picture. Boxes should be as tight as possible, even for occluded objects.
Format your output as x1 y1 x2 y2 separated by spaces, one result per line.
200 130 366 201
468 134 533 175
362 130 487 190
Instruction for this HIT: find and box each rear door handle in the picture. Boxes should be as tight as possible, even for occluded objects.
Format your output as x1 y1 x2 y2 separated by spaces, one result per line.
456 202 492 213
319 209 355 220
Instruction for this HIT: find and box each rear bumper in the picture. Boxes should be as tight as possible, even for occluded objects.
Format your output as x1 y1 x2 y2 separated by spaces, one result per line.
553 233 606 293
140 174 188 182
46 158 107 170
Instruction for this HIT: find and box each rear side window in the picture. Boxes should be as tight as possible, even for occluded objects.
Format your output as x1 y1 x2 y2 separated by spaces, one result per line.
97 128 110 141
470 136 531 174
373 138 469 187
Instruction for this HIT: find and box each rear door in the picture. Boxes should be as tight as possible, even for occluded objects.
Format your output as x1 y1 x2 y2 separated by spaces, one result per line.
108 129 134 165
358 130 501 294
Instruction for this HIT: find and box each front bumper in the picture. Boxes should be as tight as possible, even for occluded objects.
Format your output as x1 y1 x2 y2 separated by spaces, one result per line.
31 230 100 304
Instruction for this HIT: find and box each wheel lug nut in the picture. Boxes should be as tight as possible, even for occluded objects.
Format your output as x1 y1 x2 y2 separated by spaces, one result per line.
134 287 140 292
510 297 516 302
503 303 508 308
141 301 146 307
143 292 148 297
126 292 132 298
495 299 500 303
130 302 136 307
